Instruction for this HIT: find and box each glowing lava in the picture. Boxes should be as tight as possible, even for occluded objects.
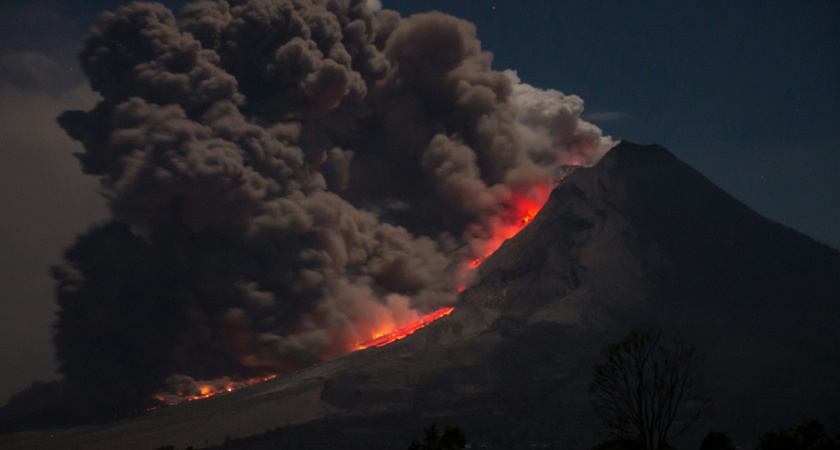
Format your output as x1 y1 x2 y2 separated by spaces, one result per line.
456 182 554 291
356 183 554 346
151 173 568 407
153 375 277 405
356 307 455 350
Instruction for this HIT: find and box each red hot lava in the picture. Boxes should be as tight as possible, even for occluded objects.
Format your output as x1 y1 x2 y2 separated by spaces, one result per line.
153 375 277 405
458 182 554 291
355 307 455 350
355 182 555 348
154 177 565 406
353 180 558 345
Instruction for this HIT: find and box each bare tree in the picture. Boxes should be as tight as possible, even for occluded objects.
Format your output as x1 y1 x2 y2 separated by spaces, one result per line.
590 329 710 450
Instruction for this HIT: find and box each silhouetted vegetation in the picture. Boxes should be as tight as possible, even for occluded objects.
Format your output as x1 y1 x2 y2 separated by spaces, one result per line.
408 423 467 450
699 431 736 450
591 436 678 450
756 419 840 450
592 436 643 450
590 329 710 450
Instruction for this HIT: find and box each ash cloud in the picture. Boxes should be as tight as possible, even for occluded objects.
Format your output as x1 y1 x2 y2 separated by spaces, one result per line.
53 0 614 411
505 70 615 167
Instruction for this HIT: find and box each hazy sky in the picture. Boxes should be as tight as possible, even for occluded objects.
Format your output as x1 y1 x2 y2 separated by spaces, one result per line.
0 0 837 405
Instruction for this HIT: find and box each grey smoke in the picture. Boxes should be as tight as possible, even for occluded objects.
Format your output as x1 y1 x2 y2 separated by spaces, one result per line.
53 0 613 410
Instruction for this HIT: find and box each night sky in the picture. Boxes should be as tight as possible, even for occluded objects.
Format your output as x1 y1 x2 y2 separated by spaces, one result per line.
0 0 837 405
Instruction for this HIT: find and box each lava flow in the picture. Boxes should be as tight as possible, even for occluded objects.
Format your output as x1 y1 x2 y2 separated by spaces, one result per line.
355 307 455 350
153 178 563 406
457 182 555 291
472 192 544 266
153 374 277 406
357 181 558 347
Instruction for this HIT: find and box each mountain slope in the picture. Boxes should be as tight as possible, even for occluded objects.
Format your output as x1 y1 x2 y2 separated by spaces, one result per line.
2 141 838 450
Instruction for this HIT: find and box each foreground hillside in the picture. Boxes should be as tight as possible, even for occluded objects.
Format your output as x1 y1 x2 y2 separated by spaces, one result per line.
2 142 838 450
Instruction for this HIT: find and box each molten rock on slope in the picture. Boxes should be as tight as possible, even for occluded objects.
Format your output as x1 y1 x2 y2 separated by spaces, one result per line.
47 0 613 413
4 142 839 449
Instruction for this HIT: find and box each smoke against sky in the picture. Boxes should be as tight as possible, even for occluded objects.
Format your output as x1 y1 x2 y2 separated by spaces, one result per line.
0 0 837 408
46 0 611 409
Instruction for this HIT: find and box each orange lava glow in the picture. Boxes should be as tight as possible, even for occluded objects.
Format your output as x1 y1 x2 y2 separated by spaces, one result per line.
355 307 455 350
149 173 569 408
154 374 277 405
456 182 554 291
357 182 554 345
483 185 549 255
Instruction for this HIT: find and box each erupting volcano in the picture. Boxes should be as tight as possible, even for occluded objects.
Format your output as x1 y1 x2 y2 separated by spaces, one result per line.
34 0 614 415
353 181 559 350
155 175 560 406
356 307 455 350
465 183 554 270
158 182 556 405
1 0 837 447
5 142 840 450
153 375 278 406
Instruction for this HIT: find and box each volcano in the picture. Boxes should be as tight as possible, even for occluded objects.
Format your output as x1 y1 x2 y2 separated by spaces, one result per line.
2 141 839 449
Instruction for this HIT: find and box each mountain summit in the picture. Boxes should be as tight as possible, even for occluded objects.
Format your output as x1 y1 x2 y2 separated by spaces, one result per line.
2 142 838 450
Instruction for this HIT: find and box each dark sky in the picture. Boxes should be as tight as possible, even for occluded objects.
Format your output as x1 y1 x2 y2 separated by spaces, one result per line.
0 0 837 405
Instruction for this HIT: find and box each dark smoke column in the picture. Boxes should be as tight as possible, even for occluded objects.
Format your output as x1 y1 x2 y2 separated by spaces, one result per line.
54 0 612 412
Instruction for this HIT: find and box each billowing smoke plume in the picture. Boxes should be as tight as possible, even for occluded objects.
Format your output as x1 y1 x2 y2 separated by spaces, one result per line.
53 0 613 411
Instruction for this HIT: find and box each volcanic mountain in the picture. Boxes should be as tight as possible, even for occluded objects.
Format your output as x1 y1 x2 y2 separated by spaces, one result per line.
2 141 838 449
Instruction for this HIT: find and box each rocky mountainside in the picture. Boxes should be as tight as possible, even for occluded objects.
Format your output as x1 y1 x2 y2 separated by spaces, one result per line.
2 141 838 450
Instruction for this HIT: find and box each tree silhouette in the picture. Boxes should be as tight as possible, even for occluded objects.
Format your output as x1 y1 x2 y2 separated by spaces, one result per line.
408 423 467 450
757 419 840 450
590 329 710 450
699 431 736 450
